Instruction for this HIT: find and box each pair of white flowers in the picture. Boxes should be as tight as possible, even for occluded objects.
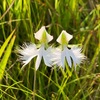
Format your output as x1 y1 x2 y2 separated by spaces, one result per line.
18 26 85 70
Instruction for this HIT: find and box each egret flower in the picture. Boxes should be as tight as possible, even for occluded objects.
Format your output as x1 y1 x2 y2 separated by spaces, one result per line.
34 26 53 70
52 30 85 69
18 26 53 70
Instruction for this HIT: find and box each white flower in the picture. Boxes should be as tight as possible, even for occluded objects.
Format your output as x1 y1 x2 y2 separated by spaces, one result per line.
18 26 53 70
52 30 85 69
34 26 53 70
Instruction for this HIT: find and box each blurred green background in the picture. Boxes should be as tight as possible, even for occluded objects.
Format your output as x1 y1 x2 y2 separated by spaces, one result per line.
0 0 100 100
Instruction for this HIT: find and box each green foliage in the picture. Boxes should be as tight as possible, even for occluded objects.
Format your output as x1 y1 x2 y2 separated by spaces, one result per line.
0 30 16 81
0 0 100 99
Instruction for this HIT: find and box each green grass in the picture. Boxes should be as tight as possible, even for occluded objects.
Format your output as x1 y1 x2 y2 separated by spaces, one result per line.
0 0 100 100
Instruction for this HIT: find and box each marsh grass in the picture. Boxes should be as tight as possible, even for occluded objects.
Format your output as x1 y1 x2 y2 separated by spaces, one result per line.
0 0 100 100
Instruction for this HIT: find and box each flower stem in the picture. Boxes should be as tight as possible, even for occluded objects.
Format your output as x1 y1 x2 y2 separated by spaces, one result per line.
33 68 36 100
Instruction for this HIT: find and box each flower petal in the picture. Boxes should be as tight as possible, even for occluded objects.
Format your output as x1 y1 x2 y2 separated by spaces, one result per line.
35 26 45 41
35 46 43 70
70 46 85 67
18 43 37 68
35 54 42 70
61 50 66 68
46 33 53 43
43 47 53 67
64 47 72 68
35 45 53 69
35 26 53 43
57 30 73 44
52 48 62 66
52 47 73 69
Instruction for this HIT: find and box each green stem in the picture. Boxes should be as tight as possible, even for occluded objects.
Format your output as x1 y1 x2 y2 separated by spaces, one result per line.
33 68 36 100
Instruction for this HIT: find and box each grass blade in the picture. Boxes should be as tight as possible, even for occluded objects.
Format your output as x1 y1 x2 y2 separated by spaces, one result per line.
0 35 16 81
0 29 16 58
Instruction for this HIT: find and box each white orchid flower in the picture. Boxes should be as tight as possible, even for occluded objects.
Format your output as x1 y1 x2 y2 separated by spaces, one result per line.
18 26 53 70
34 26 53 70
52 30 85 69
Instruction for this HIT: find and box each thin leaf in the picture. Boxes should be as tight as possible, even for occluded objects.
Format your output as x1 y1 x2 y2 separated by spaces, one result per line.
0 35 16 81
0 29 16 58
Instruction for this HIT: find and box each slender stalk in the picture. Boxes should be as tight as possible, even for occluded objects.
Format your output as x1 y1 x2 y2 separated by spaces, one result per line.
33 68 36 100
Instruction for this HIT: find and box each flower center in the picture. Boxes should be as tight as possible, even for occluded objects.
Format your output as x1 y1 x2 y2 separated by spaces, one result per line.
40 31 47 44
61 33 68 45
